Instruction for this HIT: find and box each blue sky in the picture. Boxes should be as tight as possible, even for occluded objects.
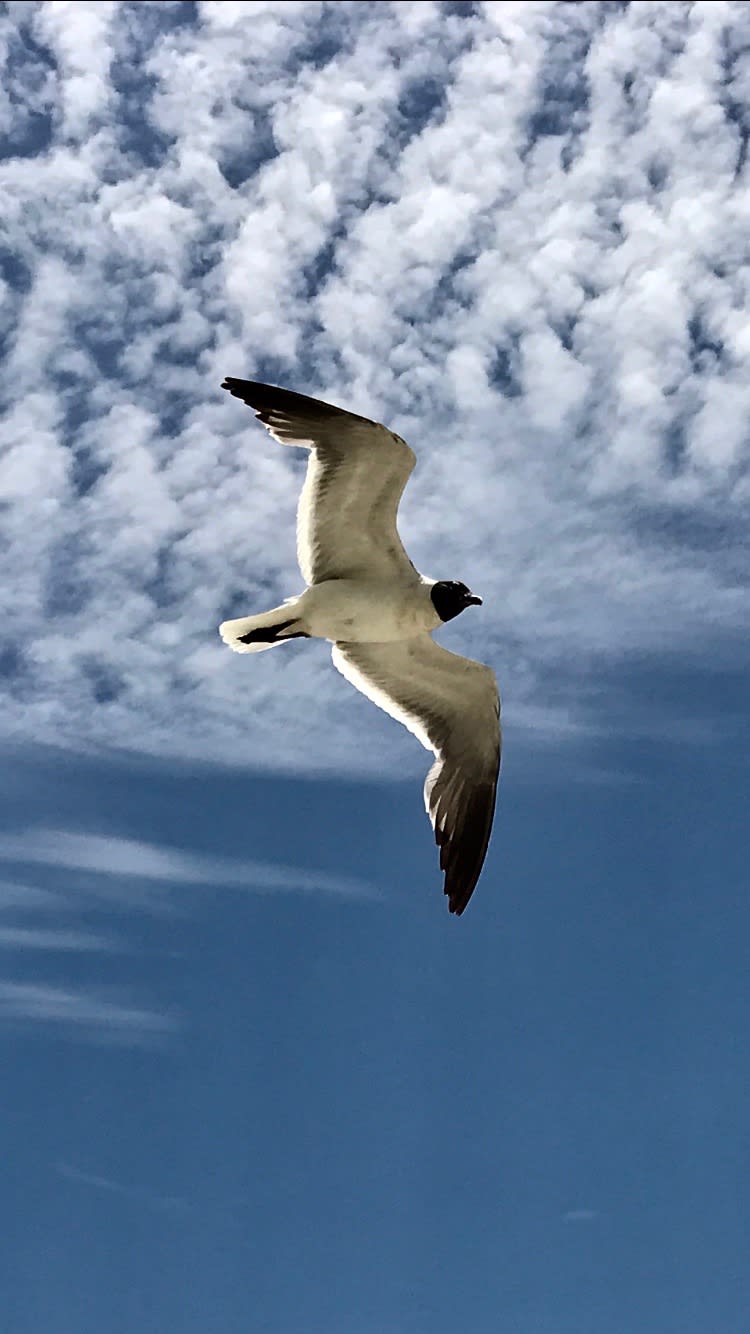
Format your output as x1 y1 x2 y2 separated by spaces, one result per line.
2 2 750 1331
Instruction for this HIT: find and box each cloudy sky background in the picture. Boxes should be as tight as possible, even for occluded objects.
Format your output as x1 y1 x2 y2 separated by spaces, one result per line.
3 0 749 765
2 3 749 1332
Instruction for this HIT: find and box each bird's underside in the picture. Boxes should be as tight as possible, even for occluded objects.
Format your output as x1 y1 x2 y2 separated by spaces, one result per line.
219 377 501 915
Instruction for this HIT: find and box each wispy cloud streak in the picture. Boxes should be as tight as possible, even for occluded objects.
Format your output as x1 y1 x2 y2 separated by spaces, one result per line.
0 828 377 900
0 981 175 1043
0 924 114 951
562 1208 600 1224
0 820 374 1039
57 1160 187 1213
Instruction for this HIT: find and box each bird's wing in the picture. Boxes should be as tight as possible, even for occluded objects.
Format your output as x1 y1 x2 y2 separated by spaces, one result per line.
222 378 417 584
331 636 501 915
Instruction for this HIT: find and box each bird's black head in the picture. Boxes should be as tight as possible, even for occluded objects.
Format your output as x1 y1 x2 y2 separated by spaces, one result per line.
430 580 483 623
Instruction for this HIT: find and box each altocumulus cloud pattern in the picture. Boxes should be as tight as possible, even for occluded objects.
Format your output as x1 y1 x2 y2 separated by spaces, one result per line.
2 0 749 775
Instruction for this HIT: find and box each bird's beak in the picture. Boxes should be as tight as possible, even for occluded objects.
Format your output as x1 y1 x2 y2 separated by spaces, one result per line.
467 594 482 606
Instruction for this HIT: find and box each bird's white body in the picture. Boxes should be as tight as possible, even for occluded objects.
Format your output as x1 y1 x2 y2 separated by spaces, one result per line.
303 577 442 642
217 378 501 915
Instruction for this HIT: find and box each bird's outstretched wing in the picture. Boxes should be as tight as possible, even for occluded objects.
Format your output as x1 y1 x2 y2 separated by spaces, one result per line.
222 378 417 585
332 637 500 915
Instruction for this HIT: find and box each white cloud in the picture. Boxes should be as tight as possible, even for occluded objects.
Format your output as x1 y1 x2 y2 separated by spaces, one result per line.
562 1208 600 1224
0 820 374 1039
0 980 174 1042
57 1160 187 1212
0 924 114 950
33 1 118 138
0 0 748 773
0 878 62 910
0 827 377 899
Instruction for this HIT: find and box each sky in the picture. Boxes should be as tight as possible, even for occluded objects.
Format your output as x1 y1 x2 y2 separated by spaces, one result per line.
1 1 749 1331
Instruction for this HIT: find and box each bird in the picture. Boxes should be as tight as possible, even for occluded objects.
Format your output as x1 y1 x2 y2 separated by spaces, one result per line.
219 378 501 915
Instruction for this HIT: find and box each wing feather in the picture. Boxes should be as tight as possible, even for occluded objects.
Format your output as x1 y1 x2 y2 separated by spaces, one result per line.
222 378 417 584
332 637 501 915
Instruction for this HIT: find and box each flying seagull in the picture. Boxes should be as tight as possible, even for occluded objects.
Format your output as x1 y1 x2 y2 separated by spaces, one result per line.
219 379 501 915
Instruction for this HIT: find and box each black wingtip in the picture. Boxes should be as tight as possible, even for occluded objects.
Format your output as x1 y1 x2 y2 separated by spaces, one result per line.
446 887 471 917
221 376 267 401
220 377 375 427
221 376 251 398
438 826 482 917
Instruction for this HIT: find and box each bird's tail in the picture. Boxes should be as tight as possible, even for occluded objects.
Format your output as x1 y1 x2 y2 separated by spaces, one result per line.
219 599 309 654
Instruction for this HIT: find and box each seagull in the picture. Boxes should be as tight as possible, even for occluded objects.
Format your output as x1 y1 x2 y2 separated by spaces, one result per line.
219 379 501 915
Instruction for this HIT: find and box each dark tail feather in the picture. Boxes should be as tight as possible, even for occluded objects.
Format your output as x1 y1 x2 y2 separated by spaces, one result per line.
237 618 308 646
219 603 309 655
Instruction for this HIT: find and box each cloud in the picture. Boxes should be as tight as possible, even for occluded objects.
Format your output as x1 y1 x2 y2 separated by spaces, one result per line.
0 820 374 1039
0 924 114 951
57 1160 187 1213
562 1208 600 1224
0 878 63 910
0 1 748 773
0 980 174 1043
0 827 377 899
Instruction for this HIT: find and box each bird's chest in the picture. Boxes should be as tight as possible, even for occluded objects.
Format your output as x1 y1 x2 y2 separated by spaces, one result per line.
304 579 439 643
